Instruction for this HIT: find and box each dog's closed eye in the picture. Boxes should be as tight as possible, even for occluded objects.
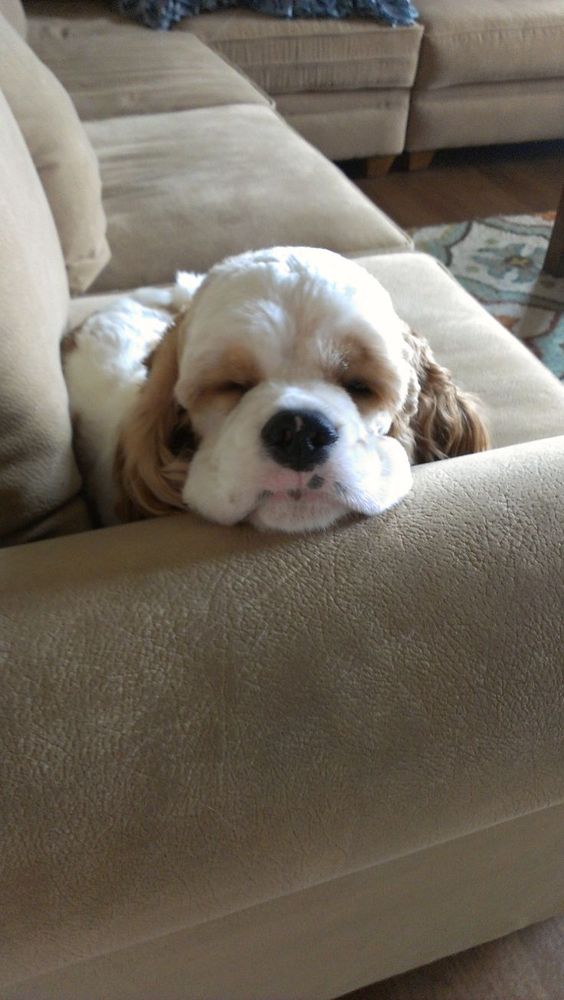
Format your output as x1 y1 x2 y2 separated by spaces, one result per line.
216 380 257 396
341 378 374 398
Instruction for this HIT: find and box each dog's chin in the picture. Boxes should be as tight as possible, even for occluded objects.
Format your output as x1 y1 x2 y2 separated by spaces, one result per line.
183 434 412 532
248 492 349 533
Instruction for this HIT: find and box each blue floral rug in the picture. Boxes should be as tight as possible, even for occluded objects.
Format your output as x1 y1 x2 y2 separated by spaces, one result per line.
411 213 563 381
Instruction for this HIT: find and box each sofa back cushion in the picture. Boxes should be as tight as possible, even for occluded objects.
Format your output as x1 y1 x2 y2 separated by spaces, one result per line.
0 13 110 293
0 0 25 35
0 89 90 544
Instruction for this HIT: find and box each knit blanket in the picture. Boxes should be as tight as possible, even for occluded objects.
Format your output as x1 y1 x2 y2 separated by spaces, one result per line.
115 0 419 29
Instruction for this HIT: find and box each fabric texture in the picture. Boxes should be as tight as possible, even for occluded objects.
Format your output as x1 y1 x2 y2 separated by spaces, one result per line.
27 22 269 121
85 104 410 292
0 91 90 544
414 0 564 89
115 0 418 29
0 13 110 293
406 78 564 152
276 89 410 159
2 429 564 986
184 10 422 94
7 804 564 998
0 0 25 34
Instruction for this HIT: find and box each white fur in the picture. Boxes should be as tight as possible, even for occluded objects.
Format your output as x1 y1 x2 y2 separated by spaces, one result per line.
64 250 412 531
183 381 411 530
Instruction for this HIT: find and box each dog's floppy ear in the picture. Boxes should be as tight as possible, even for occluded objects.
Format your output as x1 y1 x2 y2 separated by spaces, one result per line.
114 314 197 521
396 328 489 463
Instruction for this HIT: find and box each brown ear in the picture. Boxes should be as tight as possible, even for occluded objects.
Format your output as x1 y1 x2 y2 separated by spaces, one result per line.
114 316 196 521
395 329 489 464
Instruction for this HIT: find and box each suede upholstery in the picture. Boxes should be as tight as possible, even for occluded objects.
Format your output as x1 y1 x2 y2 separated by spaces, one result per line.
0 0 25 33
0 13 109 293
274 89 411 160
25 0 564 159
0 91 89 544
407 78 564 152
182 10 423 94
406 0 564 152
414 0 564 89
85 104 410 292
27 21 270 121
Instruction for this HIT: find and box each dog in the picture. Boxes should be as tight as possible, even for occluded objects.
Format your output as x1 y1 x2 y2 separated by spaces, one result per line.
64 246 488 533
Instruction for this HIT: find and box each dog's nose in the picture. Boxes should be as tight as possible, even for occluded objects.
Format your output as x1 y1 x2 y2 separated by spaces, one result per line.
261 409 338 471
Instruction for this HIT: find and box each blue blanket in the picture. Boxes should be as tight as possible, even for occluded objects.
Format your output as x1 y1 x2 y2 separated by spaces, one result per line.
115 0 419 29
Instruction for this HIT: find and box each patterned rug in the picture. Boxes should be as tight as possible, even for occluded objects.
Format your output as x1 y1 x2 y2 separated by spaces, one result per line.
411 213 563 380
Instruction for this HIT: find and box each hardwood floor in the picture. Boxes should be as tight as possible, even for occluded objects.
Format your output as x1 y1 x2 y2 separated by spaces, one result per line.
341 140 564 229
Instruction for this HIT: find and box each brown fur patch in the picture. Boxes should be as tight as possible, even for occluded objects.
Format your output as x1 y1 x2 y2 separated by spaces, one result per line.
391 329 489 463
184 344 263 415
114 316 196 521
323 333 400 413
61 330 79 355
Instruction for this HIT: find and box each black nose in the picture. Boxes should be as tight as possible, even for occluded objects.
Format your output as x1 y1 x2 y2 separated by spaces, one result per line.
261 409 338 471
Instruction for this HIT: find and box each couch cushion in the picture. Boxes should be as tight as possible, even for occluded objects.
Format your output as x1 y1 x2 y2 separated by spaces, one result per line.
406 78 564 152
0 90 90 545
85 104 411 292
0 13 110 293
414 0 564 89
25 0 422 94
276 89 410 159
0 0 25 34
181 11 423 94
27 20 269 121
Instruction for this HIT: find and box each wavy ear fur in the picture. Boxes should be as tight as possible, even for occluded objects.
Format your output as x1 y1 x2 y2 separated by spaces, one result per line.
394 329 489 463
114 315 196 521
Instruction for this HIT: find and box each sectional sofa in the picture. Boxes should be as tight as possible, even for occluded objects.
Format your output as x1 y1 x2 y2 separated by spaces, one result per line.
25 0 564 163
1 2 564 998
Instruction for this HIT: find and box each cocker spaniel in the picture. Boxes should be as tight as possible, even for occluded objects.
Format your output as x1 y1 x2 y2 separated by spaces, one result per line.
64 247 488 532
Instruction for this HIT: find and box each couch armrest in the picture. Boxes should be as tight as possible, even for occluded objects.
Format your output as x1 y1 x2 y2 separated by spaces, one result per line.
2 436 564 987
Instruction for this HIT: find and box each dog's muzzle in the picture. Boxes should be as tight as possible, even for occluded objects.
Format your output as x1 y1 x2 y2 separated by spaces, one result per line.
260 408 338 471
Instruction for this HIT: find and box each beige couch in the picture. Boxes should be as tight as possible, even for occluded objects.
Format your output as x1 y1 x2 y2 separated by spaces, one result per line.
25 0 564 162
2 2 564 997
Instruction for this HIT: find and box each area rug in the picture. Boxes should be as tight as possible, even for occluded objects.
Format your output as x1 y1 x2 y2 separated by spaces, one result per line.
411 212 563 380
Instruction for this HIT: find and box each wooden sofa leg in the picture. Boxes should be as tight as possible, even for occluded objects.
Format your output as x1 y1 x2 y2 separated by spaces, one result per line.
543 187 564 277
365 155 396 178
408 150 435 171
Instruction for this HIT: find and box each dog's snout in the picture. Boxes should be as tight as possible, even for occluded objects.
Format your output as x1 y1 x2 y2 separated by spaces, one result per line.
261 409 338 471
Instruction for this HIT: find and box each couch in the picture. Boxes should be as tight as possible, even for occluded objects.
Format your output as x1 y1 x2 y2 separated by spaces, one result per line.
1 2 564 997
24 0 564 163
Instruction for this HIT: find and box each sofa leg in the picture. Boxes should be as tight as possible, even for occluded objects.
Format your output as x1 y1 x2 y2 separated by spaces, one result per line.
408 150 435 171
543 187 564 276
365 155 396 178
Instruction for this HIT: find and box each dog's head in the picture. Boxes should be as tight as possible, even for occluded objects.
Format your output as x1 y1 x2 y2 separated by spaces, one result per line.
116 247 488 532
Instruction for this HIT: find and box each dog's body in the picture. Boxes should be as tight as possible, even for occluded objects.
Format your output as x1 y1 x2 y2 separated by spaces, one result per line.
65 276 200 525
64 247 488 533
